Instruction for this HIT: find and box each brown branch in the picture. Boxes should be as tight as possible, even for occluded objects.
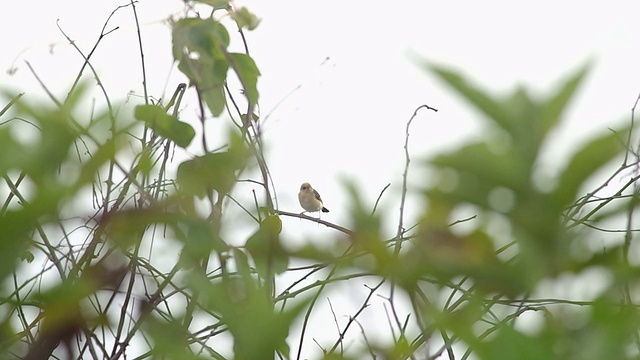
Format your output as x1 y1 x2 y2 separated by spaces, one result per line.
275 210 354 236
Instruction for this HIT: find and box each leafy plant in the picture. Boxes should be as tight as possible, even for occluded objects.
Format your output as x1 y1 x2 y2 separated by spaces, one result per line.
1 1 639 360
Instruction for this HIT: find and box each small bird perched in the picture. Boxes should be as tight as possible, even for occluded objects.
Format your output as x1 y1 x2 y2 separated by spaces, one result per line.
298 182 329 214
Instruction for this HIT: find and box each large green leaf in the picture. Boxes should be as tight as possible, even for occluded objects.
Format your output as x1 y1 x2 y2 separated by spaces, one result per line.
425 62 515 136
172 18 232 116
172 18 230 59
145 318 203 360
134 104 195 147
245 215 288 277
190 250 308 360
200 56 229 116
430 142 530 197
229 53 261 105
554 125 630 207
0 209 36 283
176 132 248 197
540 62 592 139
231 7 261 30
477 326 555 360
501 87 541 162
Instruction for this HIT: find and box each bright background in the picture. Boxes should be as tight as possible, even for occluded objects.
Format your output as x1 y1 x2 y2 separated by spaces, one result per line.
2 0 639 357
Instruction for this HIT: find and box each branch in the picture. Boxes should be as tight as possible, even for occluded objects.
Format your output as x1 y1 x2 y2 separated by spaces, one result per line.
395 104 438 252
327 280 385 355
275 210 354 236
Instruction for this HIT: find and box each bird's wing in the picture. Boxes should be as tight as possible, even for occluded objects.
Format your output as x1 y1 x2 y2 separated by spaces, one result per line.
313 188 323 203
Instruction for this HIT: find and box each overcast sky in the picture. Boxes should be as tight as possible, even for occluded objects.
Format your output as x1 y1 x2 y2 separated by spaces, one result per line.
3 1 639 229
2 1 640 357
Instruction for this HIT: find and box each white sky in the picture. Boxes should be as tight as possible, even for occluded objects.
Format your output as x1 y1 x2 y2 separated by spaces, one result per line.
3 1 640 216
2 0 640 358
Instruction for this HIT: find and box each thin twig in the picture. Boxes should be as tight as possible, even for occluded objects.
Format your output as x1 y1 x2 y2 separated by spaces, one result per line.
129 0 149 105
395 104 438 252
327 280 385 355
371 183 391 216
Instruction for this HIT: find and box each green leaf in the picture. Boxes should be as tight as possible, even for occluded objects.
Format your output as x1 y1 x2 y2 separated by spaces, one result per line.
343 180 390 270
231 7 261 30
134 104 195 147
554 125 629 206
145 318 204 360
477 326 555 360
191 261 309 360
192 0 231 10
425 61 514 136
0 210 35 282
230 53 260 105
176 132 248 197
200 57 229 116
172 18 230 59
577 297 640 359
541 62 592 139
172 18 234 116
501 88 541 161
11 98 80 181
171 18 194 62
175 55 229 117
19 250 34 263
430 142 530 197
246 216 288 277
181 219 228 260
78 137 117 184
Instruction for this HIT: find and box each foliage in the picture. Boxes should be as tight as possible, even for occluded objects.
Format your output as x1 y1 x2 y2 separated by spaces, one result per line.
1 1 639 360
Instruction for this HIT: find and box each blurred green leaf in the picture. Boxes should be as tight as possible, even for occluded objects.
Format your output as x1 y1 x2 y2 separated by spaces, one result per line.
177 152 241 198
426 61 591 167
430 142 529 199
134 104 195 147
136 146 153 175
231 7 261 30
425 61 514 136
201 85 227 116
180 218 228 265
576 298 640 360
501 88 540 161
192 0 231 10
172 18 232 116
405 227 526 295
0 129 18 175
13 107 78 182
477 326 555 360
555 126 630 207
246 215 288 277
0 210 36 282
343 180 391 273
230 53 260 105
190 250 308 360
177 130 248 197
423 62 607 285
541 62 592 138
177 54 229 117
19 250 34 263
146 318 205 359
172 18 229 59
77 136 117 184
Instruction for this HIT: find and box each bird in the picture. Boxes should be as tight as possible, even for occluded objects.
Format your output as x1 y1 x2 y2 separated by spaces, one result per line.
298 182 329 215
